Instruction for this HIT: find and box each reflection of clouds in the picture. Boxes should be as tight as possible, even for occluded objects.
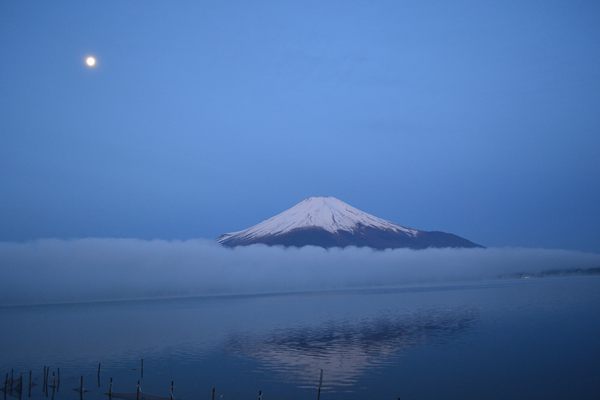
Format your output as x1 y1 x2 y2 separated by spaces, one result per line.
228 309 477 388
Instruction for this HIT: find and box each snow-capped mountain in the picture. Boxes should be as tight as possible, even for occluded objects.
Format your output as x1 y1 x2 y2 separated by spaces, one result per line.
218 196 482 249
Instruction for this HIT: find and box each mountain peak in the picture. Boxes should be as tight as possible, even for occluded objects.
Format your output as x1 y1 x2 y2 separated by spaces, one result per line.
218 197 482 249
220 197 418 242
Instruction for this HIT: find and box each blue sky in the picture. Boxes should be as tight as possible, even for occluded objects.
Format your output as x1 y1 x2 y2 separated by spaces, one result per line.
1 0 599 251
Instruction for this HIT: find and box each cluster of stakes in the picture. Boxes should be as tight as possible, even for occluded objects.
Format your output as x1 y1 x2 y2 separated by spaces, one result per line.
2 362 327 400
2 366 61 400
1 360 176 400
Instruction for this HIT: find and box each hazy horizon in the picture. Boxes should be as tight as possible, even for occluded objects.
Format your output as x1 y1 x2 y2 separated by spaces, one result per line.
1 238 599 306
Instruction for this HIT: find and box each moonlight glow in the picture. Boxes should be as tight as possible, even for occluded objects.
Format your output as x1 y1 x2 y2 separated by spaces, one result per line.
85 56 97 68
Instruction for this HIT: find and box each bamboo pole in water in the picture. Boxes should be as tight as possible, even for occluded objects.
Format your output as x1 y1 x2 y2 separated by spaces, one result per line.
108 377 113 399
79 376 84 400
211 386 215 400
316 369 323 400
97 363 101 387
51 374 56 400
28 370 32 398
18 373 23 400
136 380 140 400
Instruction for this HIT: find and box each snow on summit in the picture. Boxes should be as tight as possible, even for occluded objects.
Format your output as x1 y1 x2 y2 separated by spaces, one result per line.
218 196 482 249
220 196 417 240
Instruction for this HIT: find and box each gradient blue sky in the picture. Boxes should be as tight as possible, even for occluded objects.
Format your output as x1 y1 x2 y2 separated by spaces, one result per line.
1 0 599 251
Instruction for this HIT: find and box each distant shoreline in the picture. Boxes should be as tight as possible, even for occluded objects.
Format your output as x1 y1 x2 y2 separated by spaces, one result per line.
500 267 600 279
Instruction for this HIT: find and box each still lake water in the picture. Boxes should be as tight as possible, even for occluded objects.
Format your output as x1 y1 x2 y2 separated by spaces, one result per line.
1 277 599 400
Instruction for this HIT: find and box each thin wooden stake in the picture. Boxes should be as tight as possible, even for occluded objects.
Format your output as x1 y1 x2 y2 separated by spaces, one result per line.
140 359 144 379
211 386 215 400
136 380 140 400
316 369 323 400
50 375 55 400
108 377 113 399
79 376 84 400
18 373 23 400
97 363 101 387
28 371 32 398
169 381 174 400
56 368 60 392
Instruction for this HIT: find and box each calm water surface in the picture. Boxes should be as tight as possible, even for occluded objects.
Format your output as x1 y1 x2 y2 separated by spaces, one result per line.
1 277 599 399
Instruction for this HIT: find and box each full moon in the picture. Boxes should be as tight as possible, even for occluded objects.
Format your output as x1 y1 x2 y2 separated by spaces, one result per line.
85 56 97 68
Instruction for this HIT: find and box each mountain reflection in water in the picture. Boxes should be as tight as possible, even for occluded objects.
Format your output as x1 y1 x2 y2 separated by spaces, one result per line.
3 279 599 400
227 308 477 388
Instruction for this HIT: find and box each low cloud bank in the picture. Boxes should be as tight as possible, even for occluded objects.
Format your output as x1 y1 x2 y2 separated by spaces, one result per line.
0 239 599 305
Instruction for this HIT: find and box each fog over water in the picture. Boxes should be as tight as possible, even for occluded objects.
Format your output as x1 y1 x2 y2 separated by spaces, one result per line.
1 239 599 306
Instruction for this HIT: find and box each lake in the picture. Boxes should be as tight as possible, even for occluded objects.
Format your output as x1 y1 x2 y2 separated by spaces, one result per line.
1 276 599 400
